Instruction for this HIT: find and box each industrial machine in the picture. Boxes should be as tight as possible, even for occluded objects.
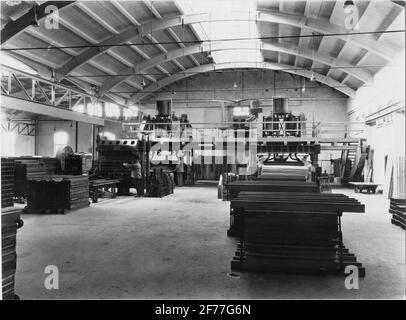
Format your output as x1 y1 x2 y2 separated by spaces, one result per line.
96 138 150 195
263 97 305 138
143 100 192 136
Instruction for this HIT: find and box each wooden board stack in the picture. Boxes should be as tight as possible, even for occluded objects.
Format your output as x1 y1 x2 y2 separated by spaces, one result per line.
147 169 174 198
1 158 15 208
226 180 320 236
24 175 89 214
230 191 365 276
389 198 405 230
259 165 308 181
221 173 238 201
2 207 23 300
13 157 60 198
164 173 175 194
225 180 320 201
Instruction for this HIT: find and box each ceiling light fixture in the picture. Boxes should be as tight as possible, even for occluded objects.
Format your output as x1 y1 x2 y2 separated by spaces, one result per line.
140 78 146 87
51 69 57 82
310 72 316 81
344 1 354 8
233 82 238 89
30 5 40 27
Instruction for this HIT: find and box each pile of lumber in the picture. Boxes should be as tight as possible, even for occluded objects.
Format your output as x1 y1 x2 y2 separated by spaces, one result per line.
13 157 60 197
164 173 175 194
221 173 238 201
389 198 405 230
1 158 15 208
24 175 89 214
259 165 308 181
230 191 365 276
225 180 320 200
2 207 23 300
147 169 173 198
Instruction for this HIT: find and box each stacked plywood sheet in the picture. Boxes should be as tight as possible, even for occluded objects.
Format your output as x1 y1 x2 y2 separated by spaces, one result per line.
225 180 319 200
24 175 89 214
147 169 173 198
389 198 405 230
13 157 60 198
2 207 23 300
226 180 320 236
1 158 15 208
221 173 238 201
164 173 175 194
259 165 308 181
230 191 365 276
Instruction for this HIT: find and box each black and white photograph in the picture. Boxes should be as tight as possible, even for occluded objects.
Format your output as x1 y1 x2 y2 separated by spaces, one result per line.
0 0 405 306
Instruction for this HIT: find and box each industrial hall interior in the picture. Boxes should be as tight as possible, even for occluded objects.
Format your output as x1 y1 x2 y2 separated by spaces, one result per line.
0 0 404 300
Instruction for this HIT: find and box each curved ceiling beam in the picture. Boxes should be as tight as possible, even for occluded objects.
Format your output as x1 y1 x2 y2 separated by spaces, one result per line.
1 1 75 45
56 10 398 79
257 10 399 61
131 61 356 102
98 40 372 97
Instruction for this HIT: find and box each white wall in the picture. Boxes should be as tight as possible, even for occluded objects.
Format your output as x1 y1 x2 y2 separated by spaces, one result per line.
1 130 35 156
347 51 405 184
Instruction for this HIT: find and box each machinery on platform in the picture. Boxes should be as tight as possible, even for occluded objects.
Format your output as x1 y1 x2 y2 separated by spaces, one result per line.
96 138 150 195
263 97 306 138
143 100 192 137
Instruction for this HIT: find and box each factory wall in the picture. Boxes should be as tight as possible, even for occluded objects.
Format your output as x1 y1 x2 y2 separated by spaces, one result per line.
0 129 35 157
347 51 405 185
36 121 93 156
139 69 348 127
35 119 124 157
1 115 126 158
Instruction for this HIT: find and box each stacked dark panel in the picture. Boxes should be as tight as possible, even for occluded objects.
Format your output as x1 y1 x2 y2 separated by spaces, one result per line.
230 191 365 276
2 207 23 300
1 158 15 208
259 165 308 181
389 198 405 230
24 175 89 214
147 169 174 197
13 157 60 198
225 180 319 237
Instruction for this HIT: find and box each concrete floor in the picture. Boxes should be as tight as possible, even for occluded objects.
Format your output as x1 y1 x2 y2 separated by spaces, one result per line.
14 183 405 299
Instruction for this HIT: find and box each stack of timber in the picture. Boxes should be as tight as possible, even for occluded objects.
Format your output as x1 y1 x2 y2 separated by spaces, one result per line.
259 165 308 181
13 157 60 198
185 165 195 186
24 175 89 214
164 172 175 194
225 180 320 201
1 158 15 208
221 173 238 201
147 169 172 198
389 198 405 230
2 207 23 300
230 191 365 276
